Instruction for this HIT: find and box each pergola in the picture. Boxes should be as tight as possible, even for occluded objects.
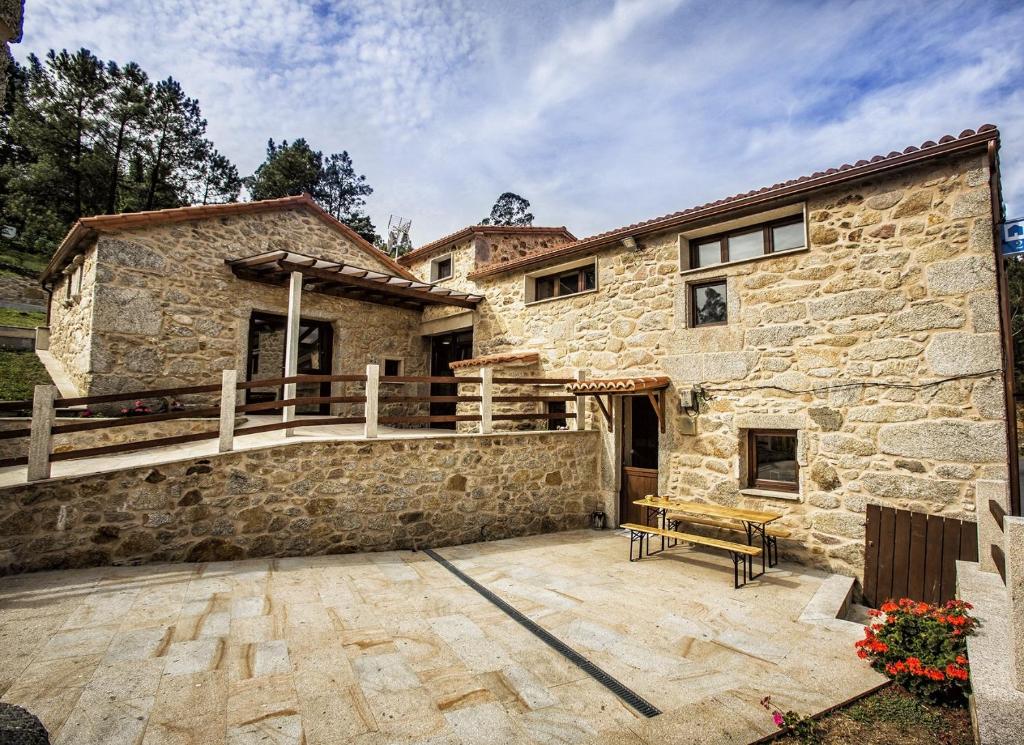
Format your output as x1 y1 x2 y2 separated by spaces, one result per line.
226 250 484 432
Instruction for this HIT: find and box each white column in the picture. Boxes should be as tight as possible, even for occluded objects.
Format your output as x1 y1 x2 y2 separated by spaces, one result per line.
218 369 237 453
364 363 379 438
282 271 302 436
27 384 56 481
480 367 493 434
574 368 588 431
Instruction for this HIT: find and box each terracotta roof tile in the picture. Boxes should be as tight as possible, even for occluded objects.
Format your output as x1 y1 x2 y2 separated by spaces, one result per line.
449 351 540 370
399 225 576 265
566 376 670 394
468 125 999 279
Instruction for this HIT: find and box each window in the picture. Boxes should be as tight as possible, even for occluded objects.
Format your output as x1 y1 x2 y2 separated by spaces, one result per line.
531 264 596 302
430 255 453 281
689 279 728 327
747 430 799 492
383 358 403 376
547 400 567 430
690 215 805 269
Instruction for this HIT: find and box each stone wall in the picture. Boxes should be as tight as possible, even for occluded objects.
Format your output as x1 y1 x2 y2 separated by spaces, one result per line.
0 0 23 111
404 151 1003 579
0 273 46 307
0 430 601 575
475 231 570 269
48 247 98 395
0 417 225 459
52 209 429 402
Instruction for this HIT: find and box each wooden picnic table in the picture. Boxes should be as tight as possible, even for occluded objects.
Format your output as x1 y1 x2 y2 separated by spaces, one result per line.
632 495 784 576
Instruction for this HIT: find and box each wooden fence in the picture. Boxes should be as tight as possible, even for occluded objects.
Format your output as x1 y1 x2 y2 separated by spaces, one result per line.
862 504 979 608
0 365 585 481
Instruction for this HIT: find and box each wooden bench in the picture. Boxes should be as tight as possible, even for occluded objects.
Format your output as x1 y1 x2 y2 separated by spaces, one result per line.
666 513 790 568
620 523 762 588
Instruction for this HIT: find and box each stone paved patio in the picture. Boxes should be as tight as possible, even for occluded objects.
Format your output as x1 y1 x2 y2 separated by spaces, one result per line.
0 530 883 744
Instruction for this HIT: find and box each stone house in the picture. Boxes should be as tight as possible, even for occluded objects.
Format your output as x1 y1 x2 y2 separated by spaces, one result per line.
36 125 1019 577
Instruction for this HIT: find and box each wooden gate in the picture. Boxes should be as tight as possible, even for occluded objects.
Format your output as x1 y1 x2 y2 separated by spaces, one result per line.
863 505 979 608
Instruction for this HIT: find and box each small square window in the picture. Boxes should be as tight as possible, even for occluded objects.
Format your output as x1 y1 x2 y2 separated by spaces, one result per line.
748 430 799 492
689 279 728 327
383 358 403 377
431 255 453 281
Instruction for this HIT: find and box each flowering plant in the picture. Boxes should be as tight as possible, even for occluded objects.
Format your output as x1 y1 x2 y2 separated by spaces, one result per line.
759 696 819 743
856 598 977 703
78 408 96 418
120 400 153 417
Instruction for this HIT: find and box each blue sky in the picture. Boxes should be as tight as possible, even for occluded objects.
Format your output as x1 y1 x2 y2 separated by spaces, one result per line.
22 0 1024 244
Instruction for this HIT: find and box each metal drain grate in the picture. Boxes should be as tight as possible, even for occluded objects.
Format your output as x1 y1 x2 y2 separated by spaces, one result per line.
424 548 662 718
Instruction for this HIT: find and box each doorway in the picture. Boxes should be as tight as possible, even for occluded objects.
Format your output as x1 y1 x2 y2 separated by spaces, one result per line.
429 330 474 428
246 311 334 414
620 395 660 526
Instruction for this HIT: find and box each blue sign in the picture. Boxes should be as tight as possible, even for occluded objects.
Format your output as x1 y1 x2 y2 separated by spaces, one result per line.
1004 217 1024 256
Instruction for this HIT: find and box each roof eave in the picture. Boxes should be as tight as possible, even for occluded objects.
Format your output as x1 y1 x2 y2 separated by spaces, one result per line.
467 129 998 280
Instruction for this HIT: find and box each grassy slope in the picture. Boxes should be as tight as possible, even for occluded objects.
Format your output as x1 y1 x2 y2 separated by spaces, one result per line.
0 248 47 278
0 307 45 328
0 350 53 400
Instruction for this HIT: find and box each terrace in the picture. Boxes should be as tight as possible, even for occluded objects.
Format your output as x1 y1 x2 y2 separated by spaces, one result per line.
0 530 882 745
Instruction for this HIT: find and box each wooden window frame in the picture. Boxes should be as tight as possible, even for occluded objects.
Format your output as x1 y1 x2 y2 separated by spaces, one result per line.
747 429 799 493
530 263 597 303
690 215 805 269
431 254 454 282
687 277 728 328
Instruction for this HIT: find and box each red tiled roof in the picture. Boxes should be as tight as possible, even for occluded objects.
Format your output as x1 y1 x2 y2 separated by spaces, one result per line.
468 125 1000 279
566 376 670 394
449 351 540 370
399 225 576 265
41 193 418 283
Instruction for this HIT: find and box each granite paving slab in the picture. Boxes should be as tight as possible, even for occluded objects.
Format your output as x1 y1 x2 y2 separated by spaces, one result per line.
0 530 883 744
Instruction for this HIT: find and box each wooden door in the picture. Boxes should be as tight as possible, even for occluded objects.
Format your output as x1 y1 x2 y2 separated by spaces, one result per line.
428 330 473 429
620 395 659 526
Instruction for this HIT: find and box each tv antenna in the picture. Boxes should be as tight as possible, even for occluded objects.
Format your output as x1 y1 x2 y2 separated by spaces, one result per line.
386 215 412 258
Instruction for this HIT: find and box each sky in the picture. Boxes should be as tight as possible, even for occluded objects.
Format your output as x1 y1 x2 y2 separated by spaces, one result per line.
21 0 1024 246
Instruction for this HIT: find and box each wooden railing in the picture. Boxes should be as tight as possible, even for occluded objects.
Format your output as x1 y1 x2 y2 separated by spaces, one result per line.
2 365 587 481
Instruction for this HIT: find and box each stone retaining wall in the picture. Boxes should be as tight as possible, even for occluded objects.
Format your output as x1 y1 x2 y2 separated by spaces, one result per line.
0 274 45 307
0 417 225 459
0 430 601 575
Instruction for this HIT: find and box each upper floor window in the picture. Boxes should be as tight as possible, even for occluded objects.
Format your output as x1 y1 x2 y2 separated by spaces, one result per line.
431 254 453 282
690 215 805 269
527 260 597 304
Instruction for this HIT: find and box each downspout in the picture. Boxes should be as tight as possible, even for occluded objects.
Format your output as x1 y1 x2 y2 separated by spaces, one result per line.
988 138 1021 516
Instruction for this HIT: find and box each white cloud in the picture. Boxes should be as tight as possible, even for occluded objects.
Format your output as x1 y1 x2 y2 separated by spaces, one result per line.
17 0 1024 243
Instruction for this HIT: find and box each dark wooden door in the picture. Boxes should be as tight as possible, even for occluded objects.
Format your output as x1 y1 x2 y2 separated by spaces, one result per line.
620 395 659 526
429 330 473 429
863 505 979 608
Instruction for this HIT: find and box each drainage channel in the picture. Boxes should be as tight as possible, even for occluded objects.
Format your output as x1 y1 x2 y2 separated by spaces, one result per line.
424 548 662 718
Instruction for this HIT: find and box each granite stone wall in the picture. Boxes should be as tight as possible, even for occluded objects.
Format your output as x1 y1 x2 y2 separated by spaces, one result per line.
49 209 429 403
0 417 225 459
404 151 1003 578
0 430 601 575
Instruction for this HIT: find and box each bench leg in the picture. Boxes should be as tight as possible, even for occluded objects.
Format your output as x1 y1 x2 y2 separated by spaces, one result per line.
731 551 750 589
745 522 767 579
768 535 778 568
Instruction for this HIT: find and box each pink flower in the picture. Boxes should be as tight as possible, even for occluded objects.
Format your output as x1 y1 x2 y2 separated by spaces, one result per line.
772 712 784 728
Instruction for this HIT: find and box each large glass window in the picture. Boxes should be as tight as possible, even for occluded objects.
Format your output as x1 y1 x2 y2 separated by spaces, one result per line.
531 264 596 302
690 214 805 268
690 279 728 326
748 430 799 492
